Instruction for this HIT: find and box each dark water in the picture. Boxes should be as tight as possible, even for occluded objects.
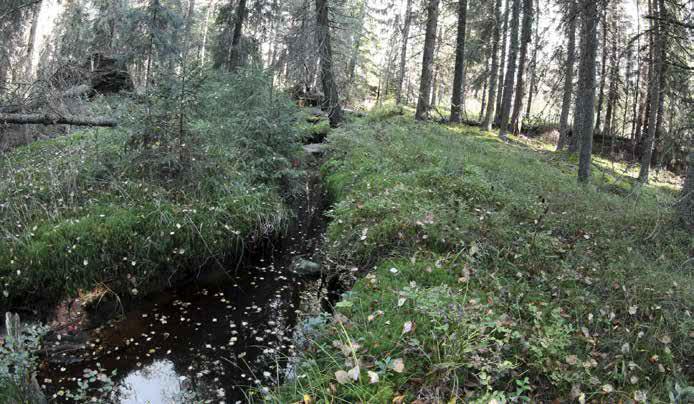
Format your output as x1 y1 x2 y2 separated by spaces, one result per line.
40 262 319 403
38 172 329 403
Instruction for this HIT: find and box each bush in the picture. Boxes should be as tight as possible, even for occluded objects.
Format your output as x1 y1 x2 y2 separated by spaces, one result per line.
0 67 302 309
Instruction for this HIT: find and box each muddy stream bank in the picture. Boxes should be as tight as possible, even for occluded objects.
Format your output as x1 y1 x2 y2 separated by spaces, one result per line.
33 147 339 403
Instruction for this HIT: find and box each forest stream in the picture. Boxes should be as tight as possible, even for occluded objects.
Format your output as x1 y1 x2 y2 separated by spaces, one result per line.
35 149 333 403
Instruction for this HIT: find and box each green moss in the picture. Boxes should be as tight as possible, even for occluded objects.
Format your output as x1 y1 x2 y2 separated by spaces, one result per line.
273 115 693 402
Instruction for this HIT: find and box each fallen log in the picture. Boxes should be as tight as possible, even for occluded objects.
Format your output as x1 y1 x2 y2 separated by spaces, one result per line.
0 113 117 127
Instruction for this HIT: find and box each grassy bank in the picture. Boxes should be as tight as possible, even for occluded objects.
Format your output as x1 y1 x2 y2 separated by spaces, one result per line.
0 69 304 309
274 108 693 402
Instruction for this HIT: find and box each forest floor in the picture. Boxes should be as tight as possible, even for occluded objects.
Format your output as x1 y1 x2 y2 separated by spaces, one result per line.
273 106 693 403
1 97 692 402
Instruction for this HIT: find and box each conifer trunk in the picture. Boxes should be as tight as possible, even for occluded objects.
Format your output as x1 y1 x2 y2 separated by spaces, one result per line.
483 0 502 131
449 0 468 123
575 0 599 183
315 0 342 126
593 7 608 135
396 0 413 105
679 150 694 229
638 0 665 183
495 0 510 125
415 0 440 121
228 0 247 70
510 0 533 135
498 0 521 139
557 0 577 151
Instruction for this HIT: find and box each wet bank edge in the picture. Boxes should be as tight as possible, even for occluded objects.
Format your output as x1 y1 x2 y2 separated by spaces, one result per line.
31 143 347 403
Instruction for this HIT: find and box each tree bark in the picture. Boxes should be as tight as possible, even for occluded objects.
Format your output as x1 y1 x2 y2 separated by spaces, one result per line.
495 0 510 125
478 58 489 123
0 113 118 127
604 35 619 155
449 0 468 123
315 0 342 127
638 0 665 183
348 1 367 84
228 0 247 70
510 0 533 135
679 149 694 230
557 0 577 151
525 0 540 118
396 0 413 105
575 0 599 183
593 6 608 135
483 0 502 131
498 0 521 139
415 0 440 121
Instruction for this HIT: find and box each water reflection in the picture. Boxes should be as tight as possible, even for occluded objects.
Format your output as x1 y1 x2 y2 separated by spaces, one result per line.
117 359 184 403
40 261 315 403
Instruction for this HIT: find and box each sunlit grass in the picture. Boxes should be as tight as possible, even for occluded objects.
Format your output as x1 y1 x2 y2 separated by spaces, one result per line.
275 112 692 402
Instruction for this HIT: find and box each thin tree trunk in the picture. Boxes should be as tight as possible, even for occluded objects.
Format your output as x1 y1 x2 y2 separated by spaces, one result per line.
483 0 502 131
228 0 247 70
23 1 42 81
575 0 599 183
348 1 367 84
604 38 619 155
200 0 216 65
557 0 577 151
498 0 521 139
396 0 413 105
495 0 510 124
651 40 667 170
525 0 540 118
638 0 665 183
510 0 533 135
449 0 468 123
415 0 440 121
315 0 342 126
630 0 641 145
593 6 608 135
621 43 632 142
479 58 489 123
431 24 444 109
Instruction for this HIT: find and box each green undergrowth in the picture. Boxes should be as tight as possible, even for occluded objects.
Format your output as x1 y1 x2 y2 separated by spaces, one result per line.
0 68 304 309
272 111 693 402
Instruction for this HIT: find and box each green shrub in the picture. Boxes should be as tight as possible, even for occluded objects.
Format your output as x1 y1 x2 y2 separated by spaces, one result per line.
0 67 300 308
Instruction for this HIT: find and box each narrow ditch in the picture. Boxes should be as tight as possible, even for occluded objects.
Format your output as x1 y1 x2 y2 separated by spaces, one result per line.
36 147 338 403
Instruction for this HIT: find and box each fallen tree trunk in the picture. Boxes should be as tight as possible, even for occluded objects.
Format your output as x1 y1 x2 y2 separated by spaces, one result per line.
0 113 117 127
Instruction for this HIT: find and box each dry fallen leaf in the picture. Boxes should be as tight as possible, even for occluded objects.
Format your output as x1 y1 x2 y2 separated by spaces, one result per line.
391 358 405 373
335 370 350 385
